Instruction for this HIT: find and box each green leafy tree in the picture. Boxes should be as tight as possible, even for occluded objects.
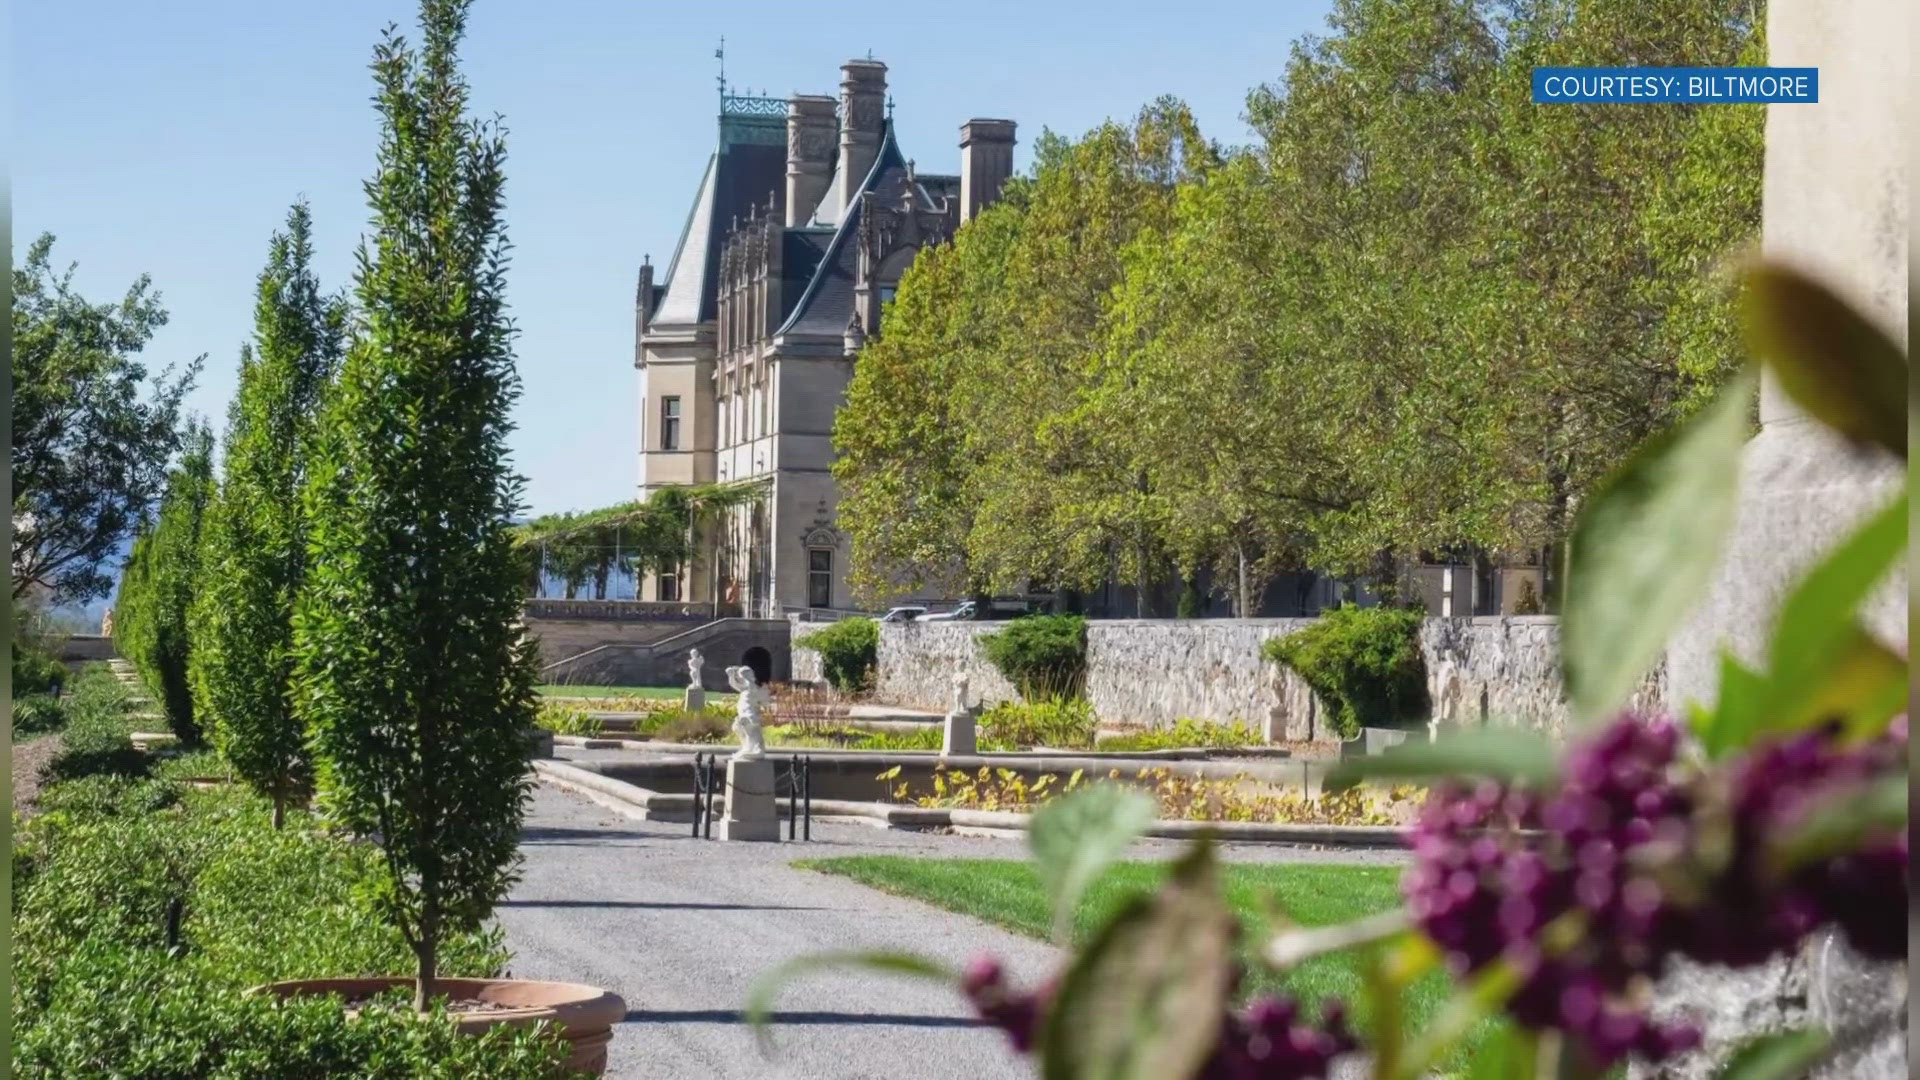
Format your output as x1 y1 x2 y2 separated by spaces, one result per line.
190 201 347 828
293 0 537 1012
113 423 216 743
796 616 878 693
11 235 202 603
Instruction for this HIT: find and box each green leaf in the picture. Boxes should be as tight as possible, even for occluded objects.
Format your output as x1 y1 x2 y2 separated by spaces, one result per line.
1697 652 1771 759
1744 264 1907 459
1563 372 1754 723
1767 774 1907 878
1758 495 1908 739
1040 840 1236 1080
1322 727 1559 793
1462 1023 1538 1080
744 950 955 1054
1715 1027 1832 1080
1028 783 1158 944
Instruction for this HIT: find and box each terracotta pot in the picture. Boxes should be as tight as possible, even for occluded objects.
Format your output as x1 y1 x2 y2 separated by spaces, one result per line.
256 976 625 1075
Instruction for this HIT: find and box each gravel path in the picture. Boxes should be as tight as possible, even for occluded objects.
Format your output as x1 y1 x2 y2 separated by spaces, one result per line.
501 783 1406 1079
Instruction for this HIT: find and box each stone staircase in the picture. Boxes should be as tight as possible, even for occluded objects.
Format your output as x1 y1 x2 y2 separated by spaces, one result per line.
106 659 177 751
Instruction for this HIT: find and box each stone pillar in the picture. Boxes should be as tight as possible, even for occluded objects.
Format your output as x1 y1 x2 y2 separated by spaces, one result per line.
835 60 887 217
959 119 1017 224
719 757 780 841
942 708 977 757
785 94 836 227
1650 0 1908 1075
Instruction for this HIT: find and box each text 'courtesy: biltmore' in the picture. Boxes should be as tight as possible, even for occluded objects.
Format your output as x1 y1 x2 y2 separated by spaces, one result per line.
1531 66 1819 104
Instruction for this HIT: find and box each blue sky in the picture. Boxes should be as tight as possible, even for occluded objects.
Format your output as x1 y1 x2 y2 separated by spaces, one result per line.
17 0 1333 518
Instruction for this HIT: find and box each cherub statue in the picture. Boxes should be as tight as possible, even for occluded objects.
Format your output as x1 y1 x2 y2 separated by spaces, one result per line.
726 665 769 760
687 647 705 689
949 671 972 718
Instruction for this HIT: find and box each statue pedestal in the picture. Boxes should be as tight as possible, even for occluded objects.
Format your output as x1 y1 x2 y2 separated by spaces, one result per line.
719 757 779 842
684 686 705 712
942 710 977 756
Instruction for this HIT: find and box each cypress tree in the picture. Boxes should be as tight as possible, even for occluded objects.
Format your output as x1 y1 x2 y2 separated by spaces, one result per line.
115 422 215 743
293 0 537 1011
190 202 346 828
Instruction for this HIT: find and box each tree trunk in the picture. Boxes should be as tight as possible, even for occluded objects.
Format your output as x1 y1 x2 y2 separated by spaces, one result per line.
271 792 285 831
1236 541 1251 618
413 925 438 1013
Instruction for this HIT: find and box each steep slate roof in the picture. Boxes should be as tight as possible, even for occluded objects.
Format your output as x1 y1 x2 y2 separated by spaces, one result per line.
652 137 786 328
776 122 919 338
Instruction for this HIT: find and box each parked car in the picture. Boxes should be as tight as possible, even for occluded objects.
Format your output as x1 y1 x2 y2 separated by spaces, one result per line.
921 601 977 622
879 606 927 623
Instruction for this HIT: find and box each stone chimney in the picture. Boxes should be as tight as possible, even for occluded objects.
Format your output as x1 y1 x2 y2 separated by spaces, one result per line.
959 119 1016 224
835 60 888 216
785 94 837 227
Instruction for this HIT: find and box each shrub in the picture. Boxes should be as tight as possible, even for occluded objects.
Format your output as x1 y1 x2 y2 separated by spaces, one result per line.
14 943 572 1079
1097 718 1263 752
978 614 1087 700
979 697 1097 750
12 642 68 697
35 774 184 819
795 617 879 692
534 700 603 738
13 694 66 735
655 712 732 744
1263 604 1428 737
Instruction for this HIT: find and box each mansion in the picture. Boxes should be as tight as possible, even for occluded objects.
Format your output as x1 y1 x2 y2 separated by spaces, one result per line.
634 58 1016 617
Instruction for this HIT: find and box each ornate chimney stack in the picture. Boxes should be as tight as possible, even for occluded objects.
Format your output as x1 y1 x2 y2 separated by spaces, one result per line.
959 119 1017 224
786 94 837 227
835 60 888 216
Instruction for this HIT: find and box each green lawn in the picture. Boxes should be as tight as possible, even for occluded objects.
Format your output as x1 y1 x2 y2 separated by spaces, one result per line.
537 684 688 699
799 856 1495 1066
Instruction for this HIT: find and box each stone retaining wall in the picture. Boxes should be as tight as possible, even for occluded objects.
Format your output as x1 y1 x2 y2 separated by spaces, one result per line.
787 618 826 685
875 622 1019 710
874 616 1669 737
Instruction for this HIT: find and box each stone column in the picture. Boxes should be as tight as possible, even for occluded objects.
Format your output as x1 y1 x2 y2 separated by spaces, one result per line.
1650 0 1908 1075
959 119 1017 224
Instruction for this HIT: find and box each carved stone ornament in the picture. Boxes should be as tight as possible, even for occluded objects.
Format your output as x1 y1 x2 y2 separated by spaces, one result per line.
800 521 842 550
847 93 884 129
789 122 836 162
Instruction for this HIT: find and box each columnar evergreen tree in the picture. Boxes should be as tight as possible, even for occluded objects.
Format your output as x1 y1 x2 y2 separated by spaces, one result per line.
113 422 215 743
190 202 346 828
292 0 537 1011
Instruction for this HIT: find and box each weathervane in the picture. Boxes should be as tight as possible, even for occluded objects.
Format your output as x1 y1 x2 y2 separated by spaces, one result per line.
715 36 726 102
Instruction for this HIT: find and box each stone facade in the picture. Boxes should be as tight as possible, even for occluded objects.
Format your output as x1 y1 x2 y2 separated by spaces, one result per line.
866 616 1658 737
1645 0 1909 1075
634 60 1016 621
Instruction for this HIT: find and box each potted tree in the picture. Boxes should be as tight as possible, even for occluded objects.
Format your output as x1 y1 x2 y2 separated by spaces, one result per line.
265 0 624 1072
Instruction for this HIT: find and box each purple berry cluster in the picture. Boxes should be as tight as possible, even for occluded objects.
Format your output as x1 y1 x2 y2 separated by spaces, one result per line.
1404 714 1909 1068
1688 715 1909 965
961 958 1356 1080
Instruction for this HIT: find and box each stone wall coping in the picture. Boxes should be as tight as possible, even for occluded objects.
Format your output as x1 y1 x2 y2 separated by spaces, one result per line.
532 759 1408 848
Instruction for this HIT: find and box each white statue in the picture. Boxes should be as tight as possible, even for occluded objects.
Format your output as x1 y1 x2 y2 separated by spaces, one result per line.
726 665 769 760
687 647 705 689
949 672 972 718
